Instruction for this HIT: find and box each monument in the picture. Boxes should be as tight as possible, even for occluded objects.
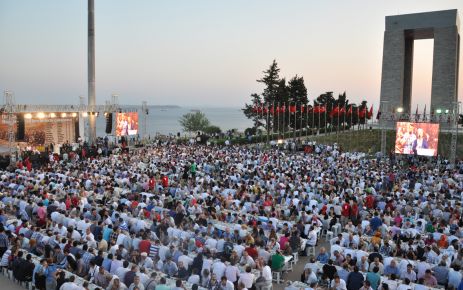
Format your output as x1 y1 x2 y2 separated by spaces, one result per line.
379 9 460 114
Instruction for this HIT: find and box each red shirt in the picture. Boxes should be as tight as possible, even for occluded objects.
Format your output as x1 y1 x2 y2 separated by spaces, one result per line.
161 176 168 188
350 204 359 217
245 247 258 259
341 203 351 217
139 240 151 254
365 195 375 209
148 178 155 190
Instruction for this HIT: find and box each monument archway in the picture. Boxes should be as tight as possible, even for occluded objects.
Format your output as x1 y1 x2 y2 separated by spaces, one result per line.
380 9 460 114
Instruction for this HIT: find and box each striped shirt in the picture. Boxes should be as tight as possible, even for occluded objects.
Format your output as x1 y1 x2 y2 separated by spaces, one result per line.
149 244 159 259
0 233 9 248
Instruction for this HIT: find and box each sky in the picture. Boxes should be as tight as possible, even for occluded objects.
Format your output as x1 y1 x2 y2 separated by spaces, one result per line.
0 0 462 109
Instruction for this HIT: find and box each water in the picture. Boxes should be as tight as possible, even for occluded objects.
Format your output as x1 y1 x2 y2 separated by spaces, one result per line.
95 106 253 137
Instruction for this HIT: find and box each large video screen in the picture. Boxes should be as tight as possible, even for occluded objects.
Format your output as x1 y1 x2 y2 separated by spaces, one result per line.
116 112 139 136
395 122 439 156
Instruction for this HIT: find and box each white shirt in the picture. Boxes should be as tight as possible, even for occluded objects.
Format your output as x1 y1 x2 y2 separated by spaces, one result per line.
178 255 193 270
238 272 255 289
225 265 240 282
60 282 84 290
330 279 347 290
212 261 226 278
262 265 272 281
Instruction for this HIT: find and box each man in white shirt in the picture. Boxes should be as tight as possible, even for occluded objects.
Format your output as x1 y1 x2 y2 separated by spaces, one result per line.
219 276 234 290
238 266 255 289
205 236 218 250
212 257 227 279
307 227 318 247
416 258 431 280
400 264 417 282
225 262 240 284
239 251 255 268
233 242 245 258
177 251 193 270
115 260 130 280
330 275 347 290
59 275 83 290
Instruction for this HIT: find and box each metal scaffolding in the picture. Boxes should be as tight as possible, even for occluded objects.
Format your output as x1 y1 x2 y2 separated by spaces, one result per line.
3 90 15 163
449 101 460 167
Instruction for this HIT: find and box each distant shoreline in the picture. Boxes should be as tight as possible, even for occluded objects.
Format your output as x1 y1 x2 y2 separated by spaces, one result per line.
120 105 181 109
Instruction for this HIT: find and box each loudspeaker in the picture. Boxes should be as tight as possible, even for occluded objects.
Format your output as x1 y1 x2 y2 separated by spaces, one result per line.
105 113 113 134
16 114 25 141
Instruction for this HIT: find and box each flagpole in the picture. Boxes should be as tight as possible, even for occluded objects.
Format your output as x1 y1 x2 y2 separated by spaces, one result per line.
350 105 353 131
324 105 327 135
311 100 315 135
266 103 269 144
293 103 296 140
272 101 275 139
277 102 280 139
306 102 309 138
343 103 346 132
299 103 303 139
282 102 285 141
288 102 291 140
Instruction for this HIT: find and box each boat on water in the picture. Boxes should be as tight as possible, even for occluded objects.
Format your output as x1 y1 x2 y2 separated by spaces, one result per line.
190 109 201 113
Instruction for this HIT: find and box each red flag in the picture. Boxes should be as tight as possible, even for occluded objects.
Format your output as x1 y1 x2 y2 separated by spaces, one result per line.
313 106 320 113
367 105 373 119
290 105 296 113
281 105 286 113
347 106 353 115
270 106 275 114
301 105 305 113
263 107 268 114
339 106 346 114
257 106 263 113
330 106 339 118
359 107 366 118
276 106 280 114
320 105 326 113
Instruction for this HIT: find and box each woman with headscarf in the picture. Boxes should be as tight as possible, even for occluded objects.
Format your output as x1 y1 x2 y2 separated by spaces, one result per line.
437 235 448 249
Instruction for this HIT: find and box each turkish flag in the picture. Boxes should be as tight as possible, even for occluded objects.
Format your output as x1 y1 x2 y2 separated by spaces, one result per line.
290 105 296 113
367 105 373 119
347 106 353 115
330 106 339 118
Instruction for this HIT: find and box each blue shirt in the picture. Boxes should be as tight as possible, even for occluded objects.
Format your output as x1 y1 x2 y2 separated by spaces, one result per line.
370 216 382 232
383 265 399 276
317 253 329 264
103 227 112 242
102 258 112 272
44 264 57 283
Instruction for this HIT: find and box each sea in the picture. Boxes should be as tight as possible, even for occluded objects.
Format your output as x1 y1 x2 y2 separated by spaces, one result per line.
95 106 253 137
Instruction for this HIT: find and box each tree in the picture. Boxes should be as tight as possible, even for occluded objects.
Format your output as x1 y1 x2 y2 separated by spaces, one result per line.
203 125 222 135
287 75 308 131
179 111 210 133
243 60 282 136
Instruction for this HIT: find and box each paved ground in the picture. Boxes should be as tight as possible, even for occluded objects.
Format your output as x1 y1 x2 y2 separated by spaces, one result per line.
0 274 26 290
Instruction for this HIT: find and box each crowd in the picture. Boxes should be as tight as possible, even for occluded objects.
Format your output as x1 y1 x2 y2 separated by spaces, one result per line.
0 139 461 290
